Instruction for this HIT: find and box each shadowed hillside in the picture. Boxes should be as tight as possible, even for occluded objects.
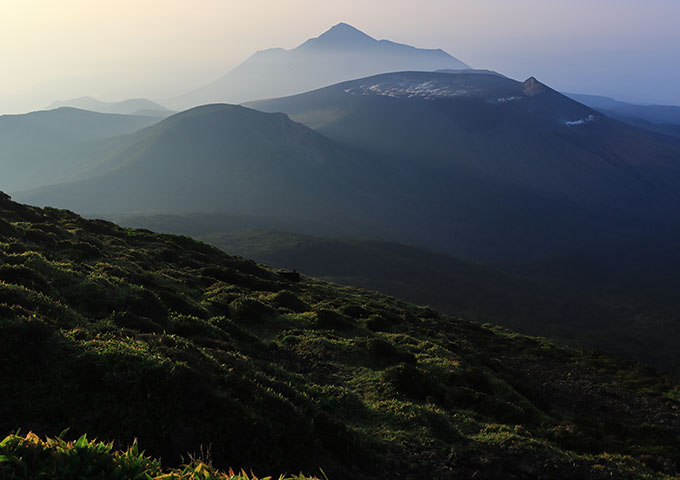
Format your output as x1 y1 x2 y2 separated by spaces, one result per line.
251 70 680 260
1 192 680 479
14 104 403 239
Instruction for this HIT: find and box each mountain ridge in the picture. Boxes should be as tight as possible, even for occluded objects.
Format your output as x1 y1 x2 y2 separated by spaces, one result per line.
170 23 468 109
47 96 171 116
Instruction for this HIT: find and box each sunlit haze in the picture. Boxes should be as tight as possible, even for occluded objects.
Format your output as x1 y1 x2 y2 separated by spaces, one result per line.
1 0 679 113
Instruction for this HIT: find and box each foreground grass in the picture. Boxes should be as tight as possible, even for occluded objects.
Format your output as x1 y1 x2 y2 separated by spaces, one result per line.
1 193 679 479
0 432 316 480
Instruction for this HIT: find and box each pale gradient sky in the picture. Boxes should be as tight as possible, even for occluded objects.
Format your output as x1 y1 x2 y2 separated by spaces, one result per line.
1 0 679 113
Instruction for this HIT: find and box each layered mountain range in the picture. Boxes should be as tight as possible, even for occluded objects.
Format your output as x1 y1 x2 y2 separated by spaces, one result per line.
15 69 680 261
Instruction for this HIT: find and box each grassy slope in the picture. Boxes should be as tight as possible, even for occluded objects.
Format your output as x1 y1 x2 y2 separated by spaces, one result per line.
1 194 680 479
199 230 680 373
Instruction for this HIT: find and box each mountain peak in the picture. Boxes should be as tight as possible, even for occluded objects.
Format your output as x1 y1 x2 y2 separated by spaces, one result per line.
326 22 366 34
297 22 376 50
523 76 548 96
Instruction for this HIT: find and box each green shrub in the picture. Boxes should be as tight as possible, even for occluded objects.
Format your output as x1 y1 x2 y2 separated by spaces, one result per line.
273 290 310 313
112 311 163 334
314 309 354 331
230 297 277 323
0 264 51 293
341 304 370 319
364 314 392 332
461 367 492 394
367 338 416 367
381 363 443 400
172 314 225 339
0 217 15 237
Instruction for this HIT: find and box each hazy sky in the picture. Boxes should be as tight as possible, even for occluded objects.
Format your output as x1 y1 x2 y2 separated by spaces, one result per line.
1 0 679 113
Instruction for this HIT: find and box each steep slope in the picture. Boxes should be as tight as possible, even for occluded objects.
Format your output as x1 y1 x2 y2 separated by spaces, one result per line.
1 193 680 479
250 71 680 259
171 23 468 109
14 105 400 237
0 108 164 192
47 96 172 116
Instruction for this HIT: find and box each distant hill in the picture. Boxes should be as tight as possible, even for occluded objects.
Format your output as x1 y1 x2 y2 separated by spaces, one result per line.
566 93 680 126
14 104 402 239
47 96 172 116
565 93 680 138
250 71 680 260
171 22 468 109
2 193 680 479
0 108 163 192
437 68 506 77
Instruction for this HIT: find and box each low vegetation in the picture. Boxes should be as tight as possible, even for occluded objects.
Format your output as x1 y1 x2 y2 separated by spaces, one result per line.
1 193 679 479
200 229 680 373
0 432 316 480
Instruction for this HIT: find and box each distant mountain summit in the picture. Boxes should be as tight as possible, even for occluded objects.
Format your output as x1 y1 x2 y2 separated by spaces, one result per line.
170 23 468 109
297 22 376 50
47 97 171 116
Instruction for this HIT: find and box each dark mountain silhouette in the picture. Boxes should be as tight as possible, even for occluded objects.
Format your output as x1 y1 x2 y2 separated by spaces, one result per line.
0 107 164 192
47 96 172 116
250 71 680 259
170 23 468 109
